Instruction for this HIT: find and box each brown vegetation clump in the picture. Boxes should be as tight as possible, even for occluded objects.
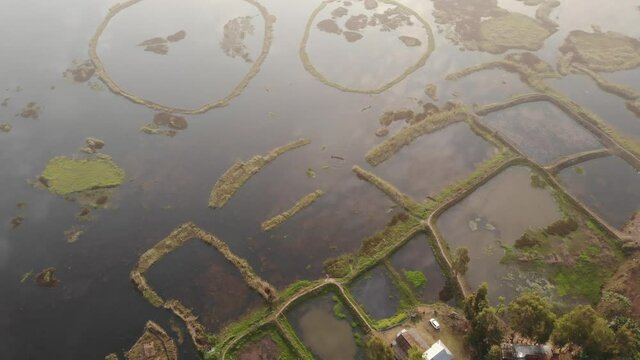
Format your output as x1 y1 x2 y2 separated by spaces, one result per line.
142 113 188 137
209 138 310 208
35 267 59 288
317 19 342 34
477 13 552 54
559 30 640 72
125 321 178 360
166 30 186 42
604 256 640 320
19 102 41 120
0 123 12 133
220 16 255 63
398 35 421 47
63 60 96 83
544 218 578 237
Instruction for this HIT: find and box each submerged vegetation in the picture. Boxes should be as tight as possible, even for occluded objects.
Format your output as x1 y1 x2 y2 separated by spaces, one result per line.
209 138 310 208
559 29 640 72
261 190 324 231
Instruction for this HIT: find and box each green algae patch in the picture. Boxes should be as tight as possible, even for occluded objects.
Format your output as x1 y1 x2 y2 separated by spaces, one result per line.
39 156 125 196
209 138 310 208
125 321 177 360
478 13 552 54
403 270 426 289
261 190 324 231
559 30 640 72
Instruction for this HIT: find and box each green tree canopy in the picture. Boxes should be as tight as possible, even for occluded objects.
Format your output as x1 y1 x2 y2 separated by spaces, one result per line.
466 306 504 358
485 345 502 360
408 346 423 360
453 247 470 275
464 282 490 320
551 305 615 357
364 335 394 360
507 293 556 343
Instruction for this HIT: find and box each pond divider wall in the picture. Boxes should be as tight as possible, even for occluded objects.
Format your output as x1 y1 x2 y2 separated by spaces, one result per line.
131 222 278 351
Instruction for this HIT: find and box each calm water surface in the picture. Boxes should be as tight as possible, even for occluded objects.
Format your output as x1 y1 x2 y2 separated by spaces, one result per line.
1 0 639 358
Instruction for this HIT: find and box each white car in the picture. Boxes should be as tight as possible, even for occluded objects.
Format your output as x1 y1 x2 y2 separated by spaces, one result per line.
429 318 441 330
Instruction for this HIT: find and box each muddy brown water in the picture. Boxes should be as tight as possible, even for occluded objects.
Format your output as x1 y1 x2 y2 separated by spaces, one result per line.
1 0 639 358
286 293 364 360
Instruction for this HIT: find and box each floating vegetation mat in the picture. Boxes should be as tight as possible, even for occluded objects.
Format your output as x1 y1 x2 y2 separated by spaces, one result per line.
432 0 557 53
559 29 640 72
209 138 310 208
220 16 254 63
261 190 324 231
63 60 96 83
141 113 188 137
300 0 434 93
38 156 125 196
477 12 552 54
89 0 275 114
0 123 12 133
124 321 177 360
18 102 41 119
138 30 186 55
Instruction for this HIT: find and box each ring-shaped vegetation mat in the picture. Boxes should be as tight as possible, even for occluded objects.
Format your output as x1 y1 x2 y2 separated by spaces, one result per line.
89 0 274 114
300 0 435 94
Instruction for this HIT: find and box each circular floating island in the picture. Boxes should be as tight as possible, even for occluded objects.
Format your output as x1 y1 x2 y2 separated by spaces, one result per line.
300 0 434 93
90 0 275 114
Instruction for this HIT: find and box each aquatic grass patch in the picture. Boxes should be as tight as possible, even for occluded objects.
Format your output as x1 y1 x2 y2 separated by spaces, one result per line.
39 156 125 195
404 270 427 289
551 252 612 303
478 13 552 54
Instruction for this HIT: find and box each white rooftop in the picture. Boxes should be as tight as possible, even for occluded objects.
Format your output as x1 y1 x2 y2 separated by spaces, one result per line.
423 340 453 360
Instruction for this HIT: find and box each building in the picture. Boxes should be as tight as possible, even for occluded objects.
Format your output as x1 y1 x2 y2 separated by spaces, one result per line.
392 329 430 360
501 344 552 360
424 340 453 360
392 329 453 360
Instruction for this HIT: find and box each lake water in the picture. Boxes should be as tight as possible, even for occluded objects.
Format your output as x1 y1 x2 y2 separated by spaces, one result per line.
1 0 639 358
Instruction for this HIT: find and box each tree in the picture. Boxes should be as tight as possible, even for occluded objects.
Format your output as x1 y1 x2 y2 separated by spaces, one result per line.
551 305 615 357
464 283 490 320
507 293 556 343
612 323 640 357
453 247 470 275
408 346 423 360
466 306 504 358
485 345 502 360
364 335 394 360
